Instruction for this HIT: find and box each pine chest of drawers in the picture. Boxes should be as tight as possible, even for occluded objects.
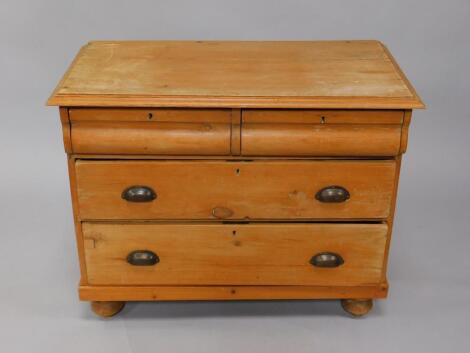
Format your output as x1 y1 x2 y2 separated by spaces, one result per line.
48 40 424 317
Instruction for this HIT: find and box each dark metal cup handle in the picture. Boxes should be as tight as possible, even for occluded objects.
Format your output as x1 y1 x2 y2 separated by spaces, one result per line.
127 250 159 266
315 186 350 203
310 252 344 268
122 186 157 202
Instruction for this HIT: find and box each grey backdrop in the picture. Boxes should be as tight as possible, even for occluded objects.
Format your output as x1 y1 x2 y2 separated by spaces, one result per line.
1 1 469 352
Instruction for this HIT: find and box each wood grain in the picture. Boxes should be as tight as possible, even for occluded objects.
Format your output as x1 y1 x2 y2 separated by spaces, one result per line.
59 107 72 153
71 121 231 155
48 40 421 310
242 109 403 156
341 299 373 316
380 156 402 281
79 283 389 301
242 109 403 157
75 160 397 220
399 110 413 154
69 108 232 155
242 124 402 156
67 108 406 156
82 222 388 286
90 301 125 317
47 41 424 109
69 154 404 161
230 109 241 155
67 156 88 282
69 108 231 122
242 110 404 124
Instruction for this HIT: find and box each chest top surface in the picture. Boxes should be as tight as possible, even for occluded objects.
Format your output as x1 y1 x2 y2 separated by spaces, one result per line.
47 40 424 109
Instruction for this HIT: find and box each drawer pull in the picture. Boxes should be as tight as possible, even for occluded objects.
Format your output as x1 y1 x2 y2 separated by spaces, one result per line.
121 186 157 202
315 186 350 203
211 207 234 219
127 250 159 266
310 252 344 268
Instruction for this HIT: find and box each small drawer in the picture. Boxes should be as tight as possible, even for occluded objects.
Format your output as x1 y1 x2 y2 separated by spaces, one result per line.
75 160 397 220
83 222 388 286
69 108 232 155
241 110 404 156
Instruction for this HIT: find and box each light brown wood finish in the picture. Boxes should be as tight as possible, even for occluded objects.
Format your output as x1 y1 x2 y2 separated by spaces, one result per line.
243 124 402 156
242 109 403 156
341 299 373 317
70 154 402 161
90 301 125 318
83 223 388 286
380 156 403 280
67 157 88 282
47 41 424 109
75 160 397 220
71 121 231 155
230 109 241 155
400 110 413 154
69 107 231 122
48 40 423 317
69 108 232 155
59 108 72 153
66 108 410 157
242 109 404 124
80 283 388 301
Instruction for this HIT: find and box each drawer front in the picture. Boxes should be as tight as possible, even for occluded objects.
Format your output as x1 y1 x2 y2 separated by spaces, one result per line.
83 223 388 286
69 108 232 155
76 160 396 220
242 110 403 156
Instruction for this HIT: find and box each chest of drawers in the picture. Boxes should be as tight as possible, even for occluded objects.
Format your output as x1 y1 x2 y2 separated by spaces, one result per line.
48 40 424 317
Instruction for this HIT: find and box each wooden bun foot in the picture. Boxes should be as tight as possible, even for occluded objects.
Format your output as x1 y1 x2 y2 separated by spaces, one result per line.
91 301 125 318
341 299 373 317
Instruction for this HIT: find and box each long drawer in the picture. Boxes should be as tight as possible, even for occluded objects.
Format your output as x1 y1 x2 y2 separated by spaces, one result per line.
83 222 388 286
75 160 397 220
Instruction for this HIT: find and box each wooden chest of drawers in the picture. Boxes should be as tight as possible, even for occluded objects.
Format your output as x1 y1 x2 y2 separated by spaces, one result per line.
48 40 424 317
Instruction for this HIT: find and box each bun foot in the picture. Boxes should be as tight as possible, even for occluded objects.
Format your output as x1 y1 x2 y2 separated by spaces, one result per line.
91 301 125 318
341 299 373 317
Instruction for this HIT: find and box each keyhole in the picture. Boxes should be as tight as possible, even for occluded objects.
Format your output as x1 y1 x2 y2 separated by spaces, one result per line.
235 168 240 175
148 113 153 120
232 230 237 236
320 116 326 124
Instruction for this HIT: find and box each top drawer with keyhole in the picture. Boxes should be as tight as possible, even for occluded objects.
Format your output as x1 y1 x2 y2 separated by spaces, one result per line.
68 108 232 155
241 110 404 156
